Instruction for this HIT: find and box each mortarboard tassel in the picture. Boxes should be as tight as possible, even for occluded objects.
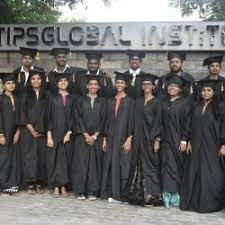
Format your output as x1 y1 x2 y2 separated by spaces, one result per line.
18 73 21 83
35 51 40 61
190 84 193 94
221 83 224 92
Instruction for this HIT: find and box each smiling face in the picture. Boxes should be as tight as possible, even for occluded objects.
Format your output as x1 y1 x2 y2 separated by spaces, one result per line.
21 55 33 68
115 80 127 93
30 74 42 89
87 79 100 95
142 81 154 95
169 58 183 73
129 56 142 70
3 80 16 93
87 59 100 73
208 62 221 76
167 83 181 97
201 86 215 101
57 78 68 90
55 54 67 67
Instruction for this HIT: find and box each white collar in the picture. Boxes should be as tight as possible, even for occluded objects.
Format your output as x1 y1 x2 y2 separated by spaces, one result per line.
87 69 100 75
53 64 70 73
129 68 141 75
21 65 34 73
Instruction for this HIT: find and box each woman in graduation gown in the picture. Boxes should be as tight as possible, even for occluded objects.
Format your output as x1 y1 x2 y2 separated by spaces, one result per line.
128 73 163 206
71 75 106 200
0 73 21 195
46 72 75 198
19 69 48 194
181 79 225 213
101 72 134 202
161 74 191 208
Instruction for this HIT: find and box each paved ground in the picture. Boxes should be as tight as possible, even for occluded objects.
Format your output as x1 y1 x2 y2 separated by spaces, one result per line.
0 191 225 225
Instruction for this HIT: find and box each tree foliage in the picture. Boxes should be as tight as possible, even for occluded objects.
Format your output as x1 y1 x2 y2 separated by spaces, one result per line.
169 0 225 21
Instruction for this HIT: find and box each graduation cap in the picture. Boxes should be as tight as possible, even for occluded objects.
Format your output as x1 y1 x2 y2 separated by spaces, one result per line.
20 47 38 58
114 71 131 83
50 48 71 56
166 73 190 88
86 75 101 84
27 69 45 82
196 79 222 91
126 50 146 59
167 51 186 61
54 72 71 82
0 72 17 84
202 55 224 66
85 52 103 61
141 73 159 84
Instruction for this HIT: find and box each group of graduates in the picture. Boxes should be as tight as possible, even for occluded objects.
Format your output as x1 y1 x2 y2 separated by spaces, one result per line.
1 46 225 213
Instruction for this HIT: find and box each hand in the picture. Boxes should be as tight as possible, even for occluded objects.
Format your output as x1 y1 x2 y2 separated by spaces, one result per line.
13 130 20 144
186 141 192 154
47 136 54 148
63 132 71 144
31 130 40 139
84 133 92 145
102 137 107 152
88 135 95 146
179 142 187 153
122 136 132 154
153 140 160 153
219 145 225 156
0 135 6 145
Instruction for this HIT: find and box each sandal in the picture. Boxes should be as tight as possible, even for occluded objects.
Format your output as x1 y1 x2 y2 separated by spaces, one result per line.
36 185 44 194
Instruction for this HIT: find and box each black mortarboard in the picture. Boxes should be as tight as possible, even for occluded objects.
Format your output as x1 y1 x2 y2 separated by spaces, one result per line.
126 50 146 59
54 72 71 82
167 51 186 61
114 71 131 83
196 79 222 90
20 47 38 58
27 69 45 82
0 73 17 84
166 74 190 88
85 52 103 61
141 73 159 84
86 75 100 84
50 48 71 56
202 55 224 66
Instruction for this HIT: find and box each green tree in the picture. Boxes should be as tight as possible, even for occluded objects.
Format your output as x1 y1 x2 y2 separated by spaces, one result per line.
0 0 13 23
169 0 225 21
0 0 111 24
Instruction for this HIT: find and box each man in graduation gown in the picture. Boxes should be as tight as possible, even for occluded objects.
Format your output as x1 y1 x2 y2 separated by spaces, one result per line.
157 51 195 98
200 55 225 101
124 50 146 99
13 47 44 95
46 48 84 95
73 51 113 98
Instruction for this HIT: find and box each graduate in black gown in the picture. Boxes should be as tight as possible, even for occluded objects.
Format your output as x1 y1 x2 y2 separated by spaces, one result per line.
181 79 225 213
19 69 48 194
101 72 134 202
13 47 44 96
46 72 75 198
161 74 191 208
71 75 106 201
157 51 195 98
0 73 21 195
124 50 146 99
73 51 113 98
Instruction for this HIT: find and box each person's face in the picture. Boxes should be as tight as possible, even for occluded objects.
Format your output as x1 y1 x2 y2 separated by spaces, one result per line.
129 56 142 70
30 74 42 89
201 86 215 101
142 81 154 94
3 80 16 92
208 62 221 76
167 83 181 97
55 54 67 67
169 58 183 73
87 59 100 72
115 80 126 92
21 55 33 68
57 78 68 90
87 80 100 95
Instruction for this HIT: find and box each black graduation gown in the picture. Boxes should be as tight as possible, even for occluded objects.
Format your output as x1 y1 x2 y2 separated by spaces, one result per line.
46 67 83 95
71 96 106 195
124 70 145 99
0 94 21 191
161 96 190 194
19 88 48 184
73 70 113 98
181 102 225 213
157 71 195 99
46 94 75 188
13 66 45 96
101 95 134 200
